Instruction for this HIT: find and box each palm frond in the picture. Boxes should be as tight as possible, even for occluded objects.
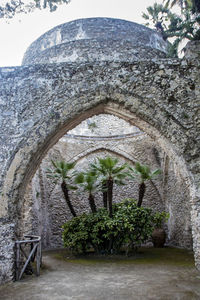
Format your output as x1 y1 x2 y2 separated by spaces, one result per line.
151 169 162 177
129 162 161 183
74 172 85 184
112 164 127 174
67 184 78 191
47 159 76 181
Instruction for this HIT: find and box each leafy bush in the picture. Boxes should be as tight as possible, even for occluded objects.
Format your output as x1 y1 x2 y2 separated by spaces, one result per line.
62 199 154 255
153 211 170 228
112 199 154 252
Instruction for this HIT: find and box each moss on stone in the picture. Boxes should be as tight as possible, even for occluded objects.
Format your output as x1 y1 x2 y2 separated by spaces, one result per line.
52 247 195 267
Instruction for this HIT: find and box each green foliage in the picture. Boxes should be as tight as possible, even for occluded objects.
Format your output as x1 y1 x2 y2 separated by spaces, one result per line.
74 170 99 194
128 162 161 207
142 2 171 39
46 158 164 254
46 160 77 217
153 211 170 228
74 169 99 213
129 162 161 184
87 122 97 132
166 0 200 14
62 199 154 255
62 208 111 254
166 5 200 41
0 0 71 18
34 0 71 12
91 157 128 180
112 199 155 252
142 0 200 56
91 157 129 217
90 157 129 194
46 160 76 188
62 213 90 254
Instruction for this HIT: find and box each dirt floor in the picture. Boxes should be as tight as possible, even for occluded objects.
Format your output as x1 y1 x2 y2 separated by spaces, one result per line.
0 247 200 300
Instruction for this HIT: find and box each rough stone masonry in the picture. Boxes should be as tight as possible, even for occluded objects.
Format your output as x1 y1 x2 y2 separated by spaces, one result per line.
0 18 199 283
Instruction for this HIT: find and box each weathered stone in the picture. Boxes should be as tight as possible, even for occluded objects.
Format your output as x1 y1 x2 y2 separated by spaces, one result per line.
0 18 199 284
0 222 15 283
183 40 200 63
22 18 168 65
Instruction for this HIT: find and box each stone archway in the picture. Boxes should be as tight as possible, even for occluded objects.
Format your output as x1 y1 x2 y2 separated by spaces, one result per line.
21 114 192 251
0 55 199 282
72 146 139 165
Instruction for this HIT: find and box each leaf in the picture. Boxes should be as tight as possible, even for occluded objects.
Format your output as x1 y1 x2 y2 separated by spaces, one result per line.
68 185 78 191
142 12 150 20
152 169 162 177
51 159 57 168
74 172 85 184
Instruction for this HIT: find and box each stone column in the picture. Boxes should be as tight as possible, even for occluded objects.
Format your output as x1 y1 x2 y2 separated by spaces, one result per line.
184 40 200 269
0 221 15 283
191 194 200 270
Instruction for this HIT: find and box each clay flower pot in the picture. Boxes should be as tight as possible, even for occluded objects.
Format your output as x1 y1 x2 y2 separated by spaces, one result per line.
152 228 166 248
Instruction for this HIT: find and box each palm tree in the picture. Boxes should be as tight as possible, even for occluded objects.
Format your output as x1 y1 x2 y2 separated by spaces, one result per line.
46 160 77 217
165 0 200 13
74 170 98 213
91 157 128 217
143 0 200 56
192 0 200 13
102 179 108 209
142 3 172 40
129 162 161 207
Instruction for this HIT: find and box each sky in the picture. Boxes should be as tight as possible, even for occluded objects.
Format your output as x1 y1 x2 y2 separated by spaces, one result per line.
0 0 163 67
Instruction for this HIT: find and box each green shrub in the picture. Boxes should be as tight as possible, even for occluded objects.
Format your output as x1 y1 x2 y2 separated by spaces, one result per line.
153 211 170 228
112 199 154 252
62 199 154 255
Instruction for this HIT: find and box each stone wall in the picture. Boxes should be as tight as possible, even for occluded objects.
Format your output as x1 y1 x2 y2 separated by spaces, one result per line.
22 18 168 65
0 222 15 283
0 46 199 282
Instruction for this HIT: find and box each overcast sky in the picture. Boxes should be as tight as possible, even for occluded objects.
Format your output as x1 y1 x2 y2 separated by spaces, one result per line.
0 0 163 67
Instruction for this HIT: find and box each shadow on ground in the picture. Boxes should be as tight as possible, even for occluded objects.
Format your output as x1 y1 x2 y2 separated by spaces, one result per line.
0 247 200 300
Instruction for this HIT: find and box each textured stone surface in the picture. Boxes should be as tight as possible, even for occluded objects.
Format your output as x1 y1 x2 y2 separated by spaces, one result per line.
22 40 167 65
0 56 199 282
22 18 168 65
0 222 15 284
184 41 200 62
0 19 199 283
68 114 141 136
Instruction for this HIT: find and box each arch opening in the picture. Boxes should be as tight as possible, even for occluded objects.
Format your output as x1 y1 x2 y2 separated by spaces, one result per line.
3 102 193 212
11 109 193 253
1 99 199 283
0 17 199 284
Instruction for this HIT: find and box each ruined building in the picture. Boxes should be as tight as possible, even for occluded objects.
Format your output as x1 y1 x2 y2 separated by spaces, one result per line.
0 18 199 283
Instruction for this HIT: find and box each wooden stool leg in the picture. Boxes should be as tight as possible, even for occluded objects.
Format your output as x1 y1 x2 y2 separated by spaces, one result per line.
16 243 20 281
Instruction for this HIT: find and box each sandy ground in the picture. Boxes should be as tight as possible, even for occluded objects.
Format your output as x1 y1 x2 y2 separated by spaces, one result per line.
0 248 200 300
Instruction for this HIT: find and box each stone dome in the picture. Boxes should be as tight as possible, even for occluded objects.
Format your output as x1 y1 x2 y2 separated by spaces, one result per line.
22 17 169 65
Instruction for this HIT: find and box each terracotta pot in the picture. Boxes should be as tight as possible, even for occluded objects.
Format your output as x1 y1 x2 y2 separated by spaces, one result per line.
152 228 166 248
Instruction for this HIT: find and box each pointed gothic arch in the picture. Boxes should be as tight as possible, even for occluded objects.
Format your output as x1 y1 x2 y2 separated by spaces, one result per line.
0 58 199 282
